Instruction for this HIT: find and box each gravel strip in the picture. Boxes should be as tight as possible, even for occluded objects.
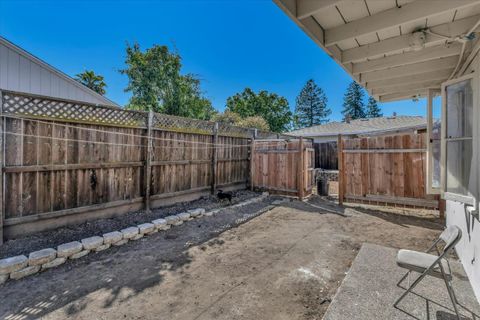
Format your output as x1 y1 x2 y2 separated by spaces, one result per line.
0 190 261 258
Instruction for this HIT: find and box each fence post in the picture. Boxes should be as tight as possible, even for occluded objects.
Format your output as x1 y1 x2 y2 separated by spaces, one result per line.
298 137 305 200
249 129 257 191
144 111 153 213
338 134 344 206
0 90 3 244
211 122 218 194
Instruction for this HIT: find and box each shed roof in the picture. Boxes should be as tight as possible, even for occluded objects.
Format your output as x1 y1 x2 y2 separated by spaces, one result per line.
273 0 480 102
288 115 426 137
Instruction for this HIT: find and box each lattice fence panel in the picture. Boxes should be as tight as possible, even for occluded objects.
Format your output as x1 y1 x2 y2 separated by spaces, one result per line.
1 91 148 127
217 123 253 138
152 112 215 134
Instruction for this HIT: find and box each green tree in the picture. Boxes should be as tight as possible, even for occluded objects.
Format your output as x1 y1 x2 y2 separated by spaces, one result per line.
294 79 331 129
211 110 242 125
212 111 270 131
365 96 383 118
120 43 215 120
225 88 292 132
237 116 270 131
341 81 366 120
75 70 107 95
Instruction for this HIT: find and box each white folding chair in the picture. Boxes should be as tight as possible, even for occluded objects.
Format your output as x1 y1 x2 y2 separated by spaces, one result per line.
394 225 462 319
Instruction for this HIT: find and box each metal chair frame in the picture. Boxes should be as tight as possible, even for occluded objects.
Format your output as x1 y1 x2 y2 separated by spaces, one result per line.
394 226 462 320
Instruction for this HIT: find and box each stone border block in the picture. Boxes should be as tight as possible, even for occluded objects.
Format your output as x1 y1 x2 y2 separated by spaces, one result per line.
103 231 123 245
121 227 139 240
138 223 155 235
113 239 128 246
164 215 180 225
188 208 205 217
57 241 83 258
42 257 66 270
94 244 111 252
177 212 190 221
10 265 40 280
0 273 8 285
0 255 28 275
152 218 168 230
81 236 104 250
131 233 144 241
70 250 90 260
28 248 56 266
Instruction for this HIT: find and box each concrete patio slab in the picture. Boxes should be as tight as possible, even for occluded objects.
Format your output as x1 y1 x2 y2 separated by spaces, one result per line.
323 243 480 320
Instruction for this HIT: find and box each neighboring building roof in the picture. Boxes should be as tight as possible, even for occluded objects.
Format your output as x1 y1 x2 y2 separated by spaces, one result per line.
0 36 120 108
289 116 426 137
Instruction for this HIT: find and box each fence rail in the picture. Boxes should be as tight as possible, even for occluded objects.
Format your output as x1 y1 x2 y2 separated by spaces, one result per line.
0 90 296 241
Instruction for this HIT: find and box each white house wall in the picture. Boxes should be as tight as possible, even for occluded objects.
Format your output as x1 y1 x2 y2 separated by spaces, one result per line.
0 40 116 107
445 50 480 301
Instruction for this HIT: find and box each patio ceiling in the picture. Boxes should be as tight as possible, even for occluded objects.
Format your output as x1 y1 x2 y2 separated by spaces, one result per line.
274 0 480 102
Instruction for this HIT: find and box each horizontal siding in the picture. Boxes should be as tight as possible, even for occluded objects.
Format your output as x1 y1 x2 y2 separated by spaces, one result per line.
0 42 113 106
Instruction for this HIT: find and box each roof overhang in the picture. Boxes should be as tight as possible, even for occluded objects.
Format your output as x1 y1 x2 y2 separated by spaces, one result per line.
273 0 480 102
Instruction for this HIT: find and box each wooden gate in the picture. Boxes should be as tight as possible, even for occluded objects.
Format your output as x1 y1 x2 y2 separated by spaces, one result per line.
250 138 314 199
338 133 440 209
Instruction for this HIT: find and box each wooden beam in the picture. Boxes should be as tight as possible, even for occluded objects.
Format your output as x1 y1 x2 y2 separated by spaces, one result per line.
360 56 458 83
352 43 462 74
325 0 477 46
297 0 342 20
378 90 427 102
341 14 480 63
372 80 443 95
366 69 453 90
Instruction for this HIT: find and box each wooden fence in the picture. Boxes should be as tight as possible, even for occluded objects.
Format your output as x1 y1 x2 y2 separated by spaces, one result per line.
338 132 440 209
314 141 338 169
250 138 314 199
0 90 295 241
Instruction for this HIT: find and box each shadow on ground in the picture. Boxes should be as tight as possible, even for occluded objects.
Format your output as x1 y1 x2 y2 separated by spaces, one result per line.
0 198 273 320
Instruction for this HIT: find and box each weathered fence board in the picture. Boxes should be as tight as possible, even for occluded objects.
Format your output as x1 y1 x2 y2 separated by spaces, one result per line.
338 132 439 209
0 90 264 240
314 141 338 169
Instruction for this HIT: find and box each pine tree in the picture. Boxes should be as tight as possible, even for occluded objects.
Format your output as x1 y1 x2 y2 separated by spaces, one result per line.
341 81 366 120
365 96 383 118
294 79 331 129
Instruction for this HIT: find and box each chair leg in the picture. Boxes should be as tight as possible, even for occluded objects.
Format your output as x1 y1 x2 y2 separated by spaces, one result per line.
397 270 411 288
394 270 429 308
441 276 461 320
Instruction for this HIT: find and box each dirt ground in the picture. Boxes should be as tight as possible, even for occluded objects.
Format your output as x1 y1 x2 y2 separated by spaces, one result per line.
0 196 443 320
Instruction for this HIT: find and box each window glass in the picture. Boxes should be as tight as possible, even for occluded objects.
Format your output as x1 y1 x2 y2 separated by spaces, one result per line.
446 140 472 195
444 78 474 198
431 97 441 189
446 80 473 138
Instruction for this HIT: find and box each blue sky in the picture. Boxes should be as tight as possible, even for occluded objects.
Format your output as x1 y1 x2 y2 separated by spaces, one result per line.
0 0 427 121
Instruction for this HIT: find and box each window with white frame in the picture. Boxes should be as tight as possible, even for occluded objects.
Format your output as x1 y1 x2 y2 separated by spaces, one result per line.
427 89 441 194
443 78 474 201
